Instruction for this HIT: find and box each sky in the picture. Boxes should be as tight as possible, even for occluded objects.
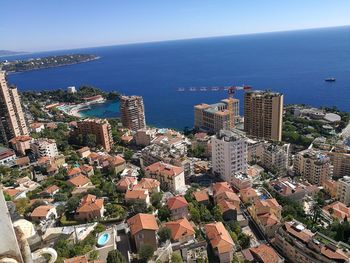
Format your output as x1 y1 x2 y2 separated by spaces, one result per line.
1 0 350 52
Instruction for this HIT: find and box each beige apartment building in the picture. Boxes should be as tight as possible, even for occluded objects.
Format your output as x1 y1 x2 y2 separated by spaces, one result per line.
337 176 350 206
0 71 29 146
274 220 350 263
293 149 331 186
194 99 239 133
75 119 113 152
120 95 146 131
328 149 350 178
244 90 283 141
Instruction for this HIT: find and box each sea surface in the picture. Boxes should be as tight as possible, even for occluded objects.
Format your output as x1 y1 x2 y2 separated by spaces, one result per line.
4 26 350 129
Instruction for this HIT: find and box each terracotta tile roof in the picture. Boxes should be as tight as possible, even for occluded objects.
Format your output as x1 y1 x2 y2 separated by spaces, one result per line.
323 201 350 222
194 132 208 140
15 157 30 166
127 213 158 236
0 148 15 160
29 198 54 206
68 167 82 177
320 245 348 261
193 190 209 202
121 135 133 142
255 198 281 213
167 196 188 210
216 189 240 201
165 218 195 241
217 199 238 213
4 188 22 197
76 194 103 213
133 178 160 191
116 176 137 189
250 244 281 263
80 164 93 173
9 135 32 143
77 147 90 154
205 222 234 254
125 189 148 200
46 164 58 173
31 122 44 129
213 182 232 196
88 152 99 160
258 213 280 226
240 187 257 199
63 255 88 263
67 174 91 187
31 205 54 217
109 155 126 166
145 161 184 177
43 185 59 194
37 156 51 166
284 221 314 243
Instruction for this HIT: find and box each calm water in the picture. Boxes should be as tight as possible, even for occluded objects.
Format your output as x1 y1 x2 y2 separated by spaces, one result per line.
4 26 350 129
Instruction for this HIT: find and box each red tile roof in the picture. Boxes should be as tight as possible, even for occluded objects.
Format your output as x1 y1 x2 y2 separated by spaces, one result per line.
165 218 195 241
205 222 234 254
127 213 158 236
145 161 183 177
167 196 188 210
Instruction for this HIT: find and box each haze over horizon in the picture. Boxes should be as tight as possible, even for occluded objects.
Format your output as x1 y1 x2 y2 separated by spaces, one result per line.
2 0 350 52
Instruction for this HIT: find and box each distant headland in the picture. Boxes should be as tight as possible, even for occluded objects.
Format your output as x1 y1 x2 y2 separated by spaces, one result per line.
0 54 100 73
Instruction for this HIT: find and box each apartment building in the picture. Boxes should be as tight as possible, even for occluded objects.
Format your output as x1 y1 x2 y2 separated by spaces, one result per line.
0 71 29 146
120 95 146 131
337 176 350 206
274 220 350 263
194 98 239 133
328 149 350 178
262 143 290 175
244 90 283 141
293 149 331 186
75 119 113 152
31 138 59 158
145 161 186 193
211 129 248 184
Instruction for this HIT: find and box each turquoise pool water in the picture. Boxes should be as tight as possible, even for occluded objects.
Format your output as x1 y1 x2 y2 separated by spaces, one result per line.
97 232 110 247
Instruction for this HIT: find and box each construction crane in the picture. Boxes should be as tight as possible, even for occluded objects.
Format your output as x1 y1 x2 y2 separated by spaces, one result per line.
178 85 252 129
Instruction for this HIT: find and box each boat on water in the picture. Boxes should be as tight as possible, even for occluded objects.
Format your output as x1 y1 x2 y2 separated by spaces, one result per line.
325 77 336 82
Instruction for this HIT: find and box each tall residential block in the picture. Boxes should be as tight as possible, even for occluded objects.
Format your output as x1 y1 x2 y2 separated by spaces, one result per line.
337 176 350 206
244 90 283 141
211 129 248 184
328 149 350 178
75 119 114 152
0 71 29 146
293 149 331 186
120 95 146 131
194 98 239 133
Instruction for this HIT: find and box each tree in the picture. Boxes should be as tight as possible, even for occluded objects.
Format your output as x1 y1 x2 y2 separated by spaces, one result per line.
158 227 171 243
171 252 183 263
139 244 155 262
105 204 126 219
106 250 127 263
158 206 171 222
189 203 200 224
151 192 163 208
130 200 148 214
238 233 251 249
66 196 80 212
124 149 134 161
15 198 29 215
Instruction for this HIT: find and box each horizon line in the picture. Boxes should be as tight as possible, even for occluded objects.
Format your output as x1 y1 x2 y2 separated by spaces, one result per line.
9 24 350 54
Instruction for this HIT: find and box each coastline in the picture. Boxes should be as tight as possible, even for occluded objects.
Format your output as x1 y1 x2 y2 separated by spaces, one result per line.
6 56 101 75
58 97 106 118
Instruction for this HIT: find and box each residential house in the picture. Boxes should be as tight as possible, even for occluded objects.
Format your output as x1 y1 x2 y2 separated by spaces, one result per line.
31 205 57 222
127 213 159 252
77 147 91 158
167 196 189 220
193 189 210 205
217 199 238 221
125 189 150 206
132 178 160 193
164 218 195 244
67 174 92 188
75 194 104 221
239 188 258 204
205 222 235 263
41 185 59 197
323 201 350 222
242 244 284 263
116 176 138 192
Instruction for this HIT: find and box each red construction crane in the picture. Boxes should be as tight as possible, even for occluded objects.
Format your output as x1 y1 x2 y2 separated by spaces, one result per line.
178 85 252 129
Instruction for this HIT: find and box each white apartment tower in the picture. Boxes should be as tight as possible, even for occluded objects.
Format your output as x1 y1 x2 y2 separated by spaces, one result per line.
211 129 248 184
337 176 350 206
31 138 59 158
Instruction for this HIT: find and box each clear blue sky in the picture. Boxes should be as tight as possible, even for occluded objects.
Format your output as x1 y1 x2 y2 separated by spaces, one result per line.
2 0 350 52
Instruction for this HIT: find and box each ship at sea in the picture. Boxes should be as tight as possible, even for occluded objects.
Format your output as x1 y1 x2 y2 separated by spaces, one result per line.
325 77 336 82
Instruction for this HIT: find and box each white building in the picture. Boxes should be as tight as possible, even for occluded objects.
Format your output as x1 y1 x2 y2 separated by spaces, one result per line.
31 138 59 158
211 129 248 184
262 143 290 175
67 86 77 94
337 176 350 206
0 147 16 167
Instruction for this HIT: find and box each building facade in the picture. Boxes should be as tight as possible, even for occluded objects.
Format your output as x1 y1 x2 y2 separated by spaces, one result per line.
211 129 248 184
337 176 350 206
194 99 239 133
31 138 59 158
293 149 331 186
120 95 146 131
262 143 290 175
0 71 29 146
328 150 350 178
244 90 283 141
75 119 114 152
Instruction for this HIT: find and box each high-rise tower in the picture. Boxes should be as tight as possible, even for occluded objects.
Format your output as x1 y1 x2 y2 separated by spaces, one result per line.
0 71 29 146
120 95 146 131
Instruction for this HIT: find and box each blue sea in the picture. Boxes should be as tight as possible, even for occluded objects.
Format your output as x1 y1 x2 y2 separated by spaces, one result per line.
4 26 350 129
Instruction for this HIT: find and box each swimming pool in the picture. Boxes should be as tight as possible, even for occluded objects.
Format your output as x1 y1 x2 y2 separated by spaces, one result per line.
97 232 110 247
